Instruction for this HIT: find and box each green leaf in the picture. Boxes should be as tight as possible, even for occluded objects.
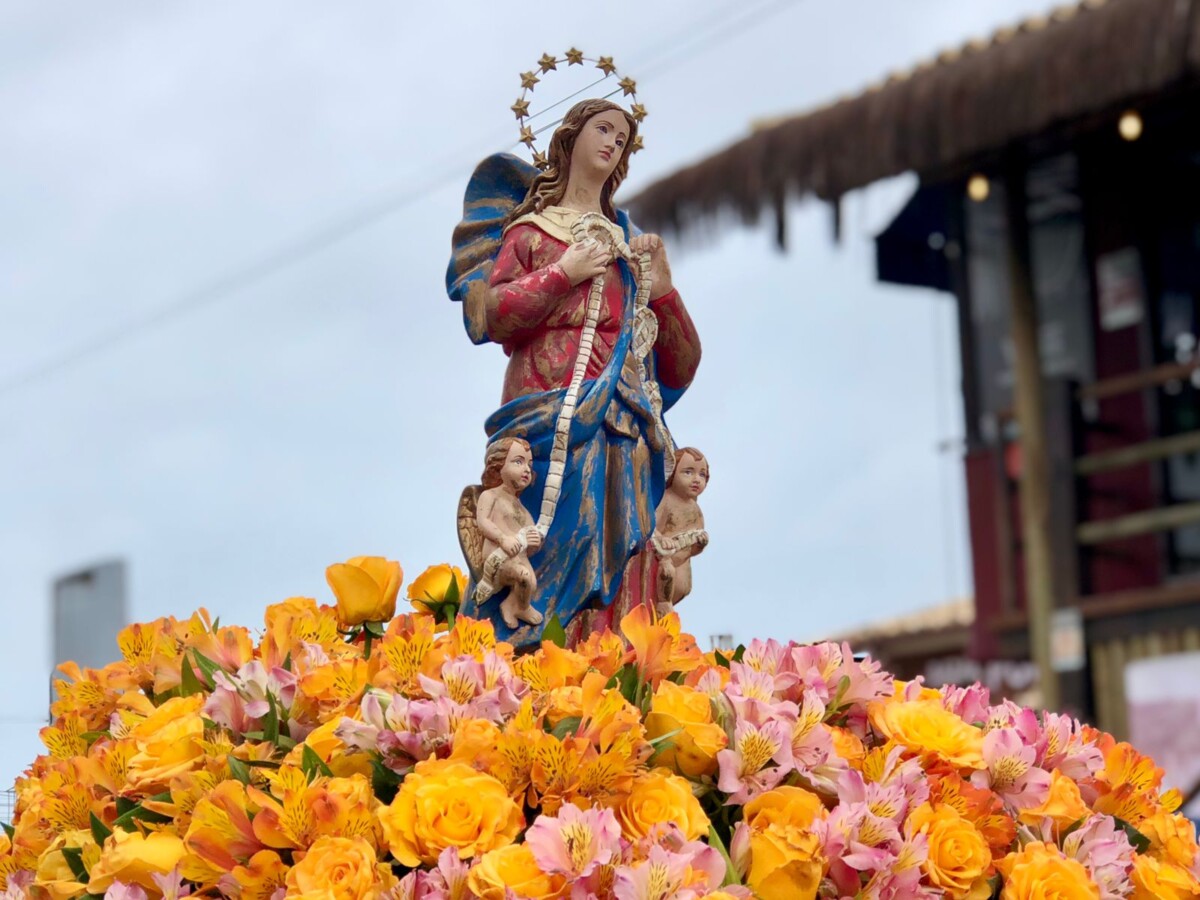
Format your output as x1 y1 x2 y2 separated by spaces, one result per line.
371 757 403 805
1113 816 1151 854
245 759 282 769
115 797 136 817
617 662 641 706
263 692 280 745
89 811 112 847
550 716 582 740
191 649 223 682
79 731 110 749
713 650 730 669
541 614 567 649
227 754 252 785
1 821 13 840
180 654 206 696
301 744 334 782
61 846 89 883
444 573 461 607
731 644 746 663
364 620 386 638
707 824 741 887
110 801 172 831
276 734 297 751
647 727 683 748
282 651 293 673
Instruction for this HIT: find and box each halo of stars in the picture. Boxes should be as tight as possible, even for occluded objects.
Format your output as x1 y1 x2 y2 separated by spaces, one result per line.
513 49 647 170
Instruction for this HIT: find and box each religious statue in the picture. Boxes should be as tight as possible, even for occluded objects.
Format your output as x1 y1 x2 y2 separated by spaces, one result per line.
448 52 701 646
651 446 709 616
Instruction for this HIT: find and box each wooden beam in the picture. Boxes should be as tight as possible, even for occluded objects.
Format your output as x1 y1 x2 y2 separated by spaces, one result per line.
1075 430 1200 475
1077 359 1200 401
1004 165 1060 712
1076 501 1200 545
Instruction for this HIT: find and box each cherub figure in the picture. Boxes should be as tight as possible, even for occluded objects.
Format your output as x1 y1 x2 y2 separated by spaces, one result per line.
651 447 709 615
474 437 544 628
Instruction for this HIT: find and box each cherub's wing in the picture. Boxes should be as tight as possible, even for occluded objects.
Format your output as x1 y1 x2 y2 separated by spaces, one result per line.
456 485 485 580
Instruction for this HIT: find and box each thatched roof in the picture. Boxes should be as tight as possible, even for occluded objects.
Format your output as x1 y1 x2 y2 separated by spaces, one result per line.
628 0 1200 238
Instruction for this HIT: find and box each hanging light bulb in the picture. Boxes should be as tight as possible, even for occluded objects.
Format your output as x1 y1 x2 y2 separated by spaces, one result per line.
1118 110 1143 141
967 174 990 202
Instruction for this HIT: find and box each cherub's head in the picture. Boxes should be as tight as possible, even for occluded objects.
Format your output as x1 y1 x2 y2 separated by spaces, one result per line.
508 98 638 225
667 447 708 499
481 437 535 491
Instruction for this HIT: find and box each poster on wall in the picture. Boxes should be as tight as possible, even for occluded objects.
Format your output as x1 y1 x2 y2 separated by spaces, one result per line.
1125 651 1200 818
1096 247 1146 331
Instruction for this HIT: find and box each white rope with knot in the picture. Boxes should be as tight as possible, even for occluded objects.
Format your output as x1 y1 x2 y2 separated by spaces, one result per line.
475 212 671 603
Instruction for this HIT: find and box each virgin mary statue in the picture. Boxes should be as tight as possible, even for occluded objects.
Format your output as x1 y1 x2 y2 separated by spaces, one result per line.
447 98 701 646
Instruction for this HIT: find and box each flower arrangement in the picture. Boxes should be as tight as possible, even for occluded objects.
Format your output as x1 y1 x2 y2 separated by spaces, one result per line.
2 555 1198 900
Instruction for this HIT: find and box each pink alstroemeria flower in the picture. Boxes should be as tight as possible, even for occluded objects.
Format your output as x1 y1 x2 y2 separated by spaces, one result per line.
971 727 1052 809
413 846 471 900
1061 814 1136 900
613 845 693 900
716 718 794 804
526 802 622 879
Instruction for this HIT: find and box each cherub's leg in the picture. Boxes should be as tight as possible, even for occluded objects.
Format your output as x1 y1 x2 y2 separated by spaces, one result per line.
512 559 542 625
656 560 676 618
671 560 693 606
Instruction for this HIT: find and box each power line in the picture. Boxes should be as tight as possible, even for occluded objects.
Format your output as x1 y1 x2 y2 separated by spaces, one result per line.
0 0 805 400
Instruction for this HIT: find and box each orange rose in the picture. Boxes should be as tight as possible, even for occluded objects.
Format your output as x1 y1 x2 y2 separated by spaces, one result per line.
379 759 523 866
909 803 991 899
1130 853 1200 899
996 842 1099 900
867 698 984 770
1018 770 1091 836
33 830 99 900
645 681 728 778
740 786 826 900
284 835 397 900
124 694 207 792
615 769 709 841
1139 810 1200 870
326 556 402 627
467 844 566 900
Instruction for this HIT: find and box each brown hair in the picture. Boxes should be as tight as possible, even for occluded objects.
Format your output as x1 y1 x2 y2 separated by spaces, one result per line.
506 99 638 226
668 447 709 488
481 437 534 489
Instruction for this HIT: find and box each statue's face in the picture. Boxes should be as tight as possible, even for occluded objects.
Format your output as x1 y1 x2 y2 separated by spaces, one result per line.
569 109 628 182
501 441 533 491
670 452 708 500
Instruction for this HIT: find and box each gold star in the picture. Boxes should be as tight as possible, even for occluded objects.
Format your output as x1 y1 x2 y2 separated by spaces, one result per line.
618 76 637 96
630 103 648 122
519 125 536 147
538 53 558 73
596 56 616 75
511 97 530 119
532 150 549 169
565 47 584 65
520 71 540 89
630 135 644 154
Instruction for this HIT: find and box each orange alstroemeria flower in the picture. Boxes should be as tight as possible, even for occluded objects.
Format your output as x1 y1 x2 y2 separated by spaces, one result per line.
620 605 703 688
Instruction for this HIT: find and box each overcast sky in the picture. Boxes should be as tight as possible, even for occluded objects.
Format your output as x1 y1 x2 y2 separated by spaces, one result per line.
0 0 1061 787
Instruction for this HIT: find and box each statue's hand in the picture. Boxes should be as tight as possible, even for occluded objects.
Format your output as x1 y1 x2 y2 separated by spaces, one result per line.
523 527 543 551
501 535 523 557
559 239 611 286
630 233 673 298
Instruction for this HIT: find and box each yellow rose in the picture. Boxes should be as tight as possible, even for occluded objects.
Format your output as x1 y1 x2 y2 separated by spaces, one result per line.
741 786 826 900
379 759 523 866
284 835 397 900
87 829 186 894
997 842 1099 900
326 556 403 627
1140 810 1200 870
909 803 992 899
125 694 207 792
467 844 566 900
407 564 467 611
1017 770 1091 836
34 829 99 900
645 681 728 778
867 698 984 770
616 769 710 842
1130 853 1200 899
